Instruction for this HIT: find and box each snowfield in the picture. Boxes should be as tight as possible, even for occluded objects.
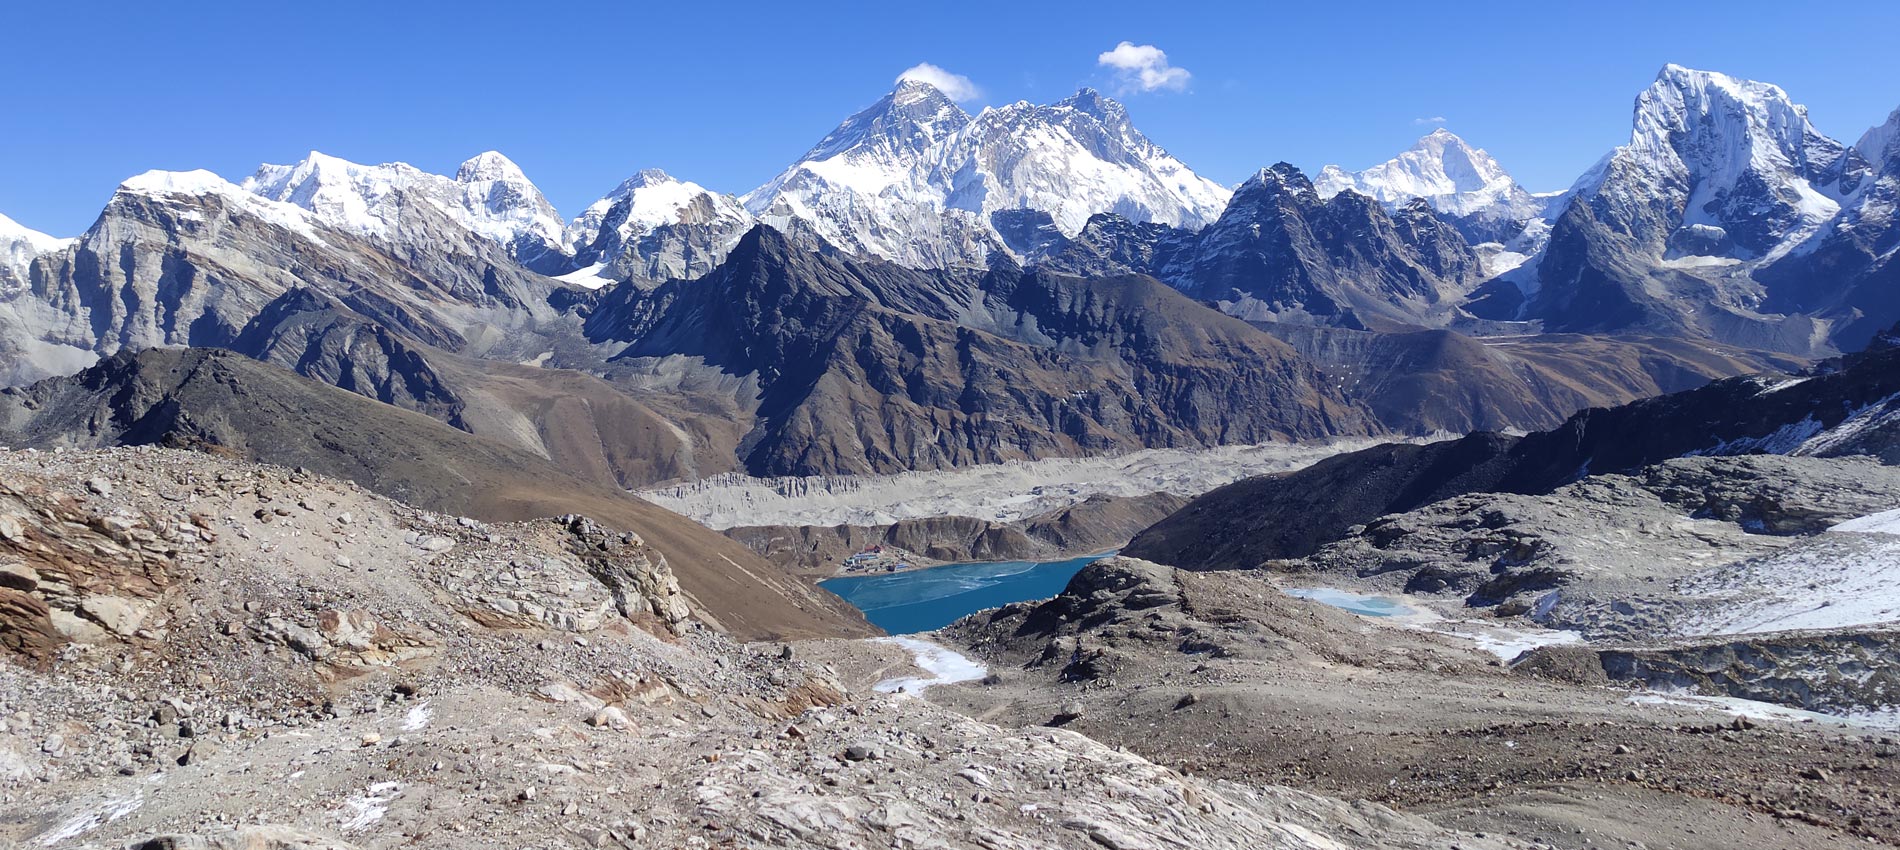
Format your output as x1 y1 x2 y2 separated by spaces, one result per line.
639 438 1395 530
1676 509 1900 635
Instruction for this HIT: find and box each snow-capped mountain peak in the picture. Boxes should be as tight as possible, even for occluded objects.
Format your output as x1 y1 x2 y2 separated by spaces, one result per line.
742 82 1230 267
242 151 565 267
1313 128 1548 232
564 167 754 287
1585 64 1854 260
1317 129 1508 202
455 150 530 183
570 168 748 246
746 79 973 209
1053 87 1133 138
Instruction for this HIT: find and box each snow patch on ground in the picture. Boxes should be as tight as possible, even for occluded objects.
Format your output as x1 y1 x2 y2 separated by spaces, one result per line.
402 701 434 731
1627 692 1900 732
555 262 616 289
1461 626 1585 661
36 790 144 845
873 636 988 695
338 781 404 832
641 438 1394 530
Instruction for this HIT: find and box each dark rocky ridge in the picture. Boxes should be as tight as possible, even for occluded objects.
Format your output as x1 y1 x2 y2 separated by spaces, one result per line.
576 227 1376 476
1258 324 1802 433
1127 334 1900 570
1038 164 1484 330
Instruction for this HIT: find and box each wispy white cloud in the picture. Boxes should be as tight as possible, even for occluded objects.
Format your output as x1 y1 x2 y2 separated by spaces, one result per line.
896 63 982 101
1096 42 1191 94
1413 116 1448 126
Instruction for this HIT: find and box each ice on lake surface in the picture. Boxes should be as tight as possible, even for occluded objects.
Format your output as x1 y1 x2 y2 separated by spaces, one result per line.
821 552 1113 634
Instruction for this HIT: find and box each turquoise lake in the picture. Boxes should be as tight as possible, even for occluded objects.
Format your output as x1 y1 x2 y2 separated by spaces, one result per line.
820 552 1113 634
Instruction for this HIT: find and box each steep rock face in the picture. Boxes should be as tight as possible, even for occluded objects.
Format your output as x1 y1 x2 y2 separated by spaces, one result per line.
1175 165 1483 328
742 81 1229 268
1596 630 1900 716
577 227 1374 476
1033 212 1198 282
1127 333 1900 570
243 150 569 273
1038 165 1483 330
227 287 468 427
0 348 873 640
1314 128 1554 244
564 169 755 286
1759 106 1900 347
1504 66 1864 353
0 168 563 389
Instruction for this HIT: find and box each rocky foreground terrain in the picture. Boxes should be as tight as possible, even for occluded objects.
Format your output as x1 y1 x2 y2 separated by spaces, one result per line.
943 558 1900 850
3 446 1539 850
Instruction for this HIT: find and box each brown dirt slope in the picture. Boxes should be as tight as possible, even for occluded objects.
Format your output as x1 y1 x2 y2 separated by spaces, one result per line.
0 347 872 640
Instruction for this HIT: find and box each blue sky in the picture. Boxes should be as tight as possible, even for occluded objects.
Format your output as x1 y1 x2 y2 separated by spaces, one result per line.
6 0 1900 235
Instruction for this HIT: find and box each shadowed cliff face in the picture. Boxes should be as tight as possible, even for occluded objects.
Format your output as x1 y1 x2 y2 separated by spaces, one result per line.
1036 164 1485 331
576 227 1377 477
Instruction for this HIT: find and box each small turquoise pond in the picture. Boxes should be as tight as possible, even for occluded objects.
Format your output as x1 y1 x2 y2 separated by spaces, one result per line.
1283 587 1416 617
820 552 1114 635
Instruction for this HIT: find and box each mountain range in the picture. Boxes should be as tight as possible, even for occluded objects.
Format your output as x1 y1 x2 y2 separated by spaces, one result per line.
0 63 1894 487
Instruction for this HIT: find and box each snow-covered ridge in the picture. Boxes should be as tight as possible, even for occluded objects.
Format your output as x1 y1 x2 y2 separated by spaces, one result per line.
740 79 1231 268
242 150 565 261
1858 107 1900 167
115 169 329 244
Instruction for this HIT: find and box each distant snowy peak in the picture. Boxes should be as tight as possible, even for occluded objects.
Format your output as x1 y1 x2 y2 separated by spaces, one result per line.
564 168 754 286
242 151 565 267
1576 64 1857 259
742 80 1230 268
1316 129 1509 201
1315 129 1547 226
572 169 745 239
0 212 73 284
941 87 1232 235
